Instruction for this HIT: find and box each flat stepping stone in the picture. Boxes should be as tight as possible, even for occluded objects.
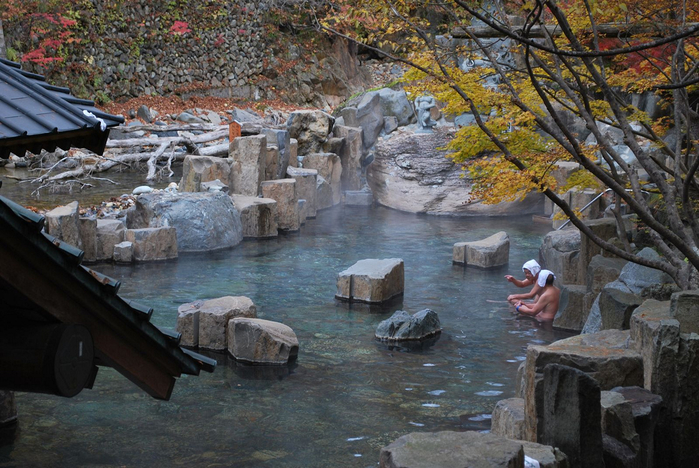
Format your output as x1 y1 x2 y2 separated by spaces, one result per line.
336 258 404 304
453 231 509 268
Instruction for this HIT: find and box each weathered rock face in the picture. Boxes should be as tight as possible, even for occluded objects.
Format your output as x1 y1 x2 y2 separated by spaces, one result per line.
379 431 567 468
524 330 643 442
124 227 178 261
79 216 97 262
179 155 232 193
542 364 604 468
587 254 628 296
112 241 133 264
261 179 299 232
367 128 544 215
332 125 364 191
127 192 243 252
45 201 82 249
669 290 699 334
286 110 334 156
229 134 266 196
286 166 318 219
227 318 299 365
230 195 278 238
176 296 257 350
629 299 699 467
539 228 581 285
491 397 525 440
453 231 509 268
601 387 663 468
336 258 404 303
301 152 342 205
578 218 618 282
375 309 441 341
95 218 126 261
554 284 588 332
262 128 291 179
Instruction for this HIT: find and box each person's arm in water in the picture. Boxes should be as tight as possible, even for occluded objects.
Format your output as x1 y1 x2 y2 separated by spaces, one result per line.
504 275 533 288
507 282 542 302
514 292 550 317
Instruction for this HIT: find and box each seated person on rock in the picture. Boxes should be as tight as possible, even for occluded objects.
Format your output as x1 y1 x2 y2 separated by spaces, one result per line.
514 270 559 321
505 259 542 305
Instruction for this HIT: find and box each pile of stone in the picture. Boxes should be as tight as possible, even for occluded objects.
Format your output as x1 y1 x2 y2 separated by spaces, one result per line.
176 296 298 365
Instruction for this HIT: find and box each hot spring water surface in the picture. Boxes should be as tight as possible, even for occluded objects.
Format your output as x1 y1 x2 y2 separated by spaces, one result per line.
0 203 572 467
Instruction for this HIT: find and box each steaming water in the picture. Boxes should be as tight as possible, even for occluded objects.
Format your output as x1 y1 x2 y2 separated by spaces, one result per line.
0 182 572 467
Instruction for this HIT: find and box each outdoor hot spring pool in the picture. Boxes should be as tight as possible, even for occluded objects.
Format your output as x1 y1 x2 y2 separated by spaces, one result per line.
0 201 573 467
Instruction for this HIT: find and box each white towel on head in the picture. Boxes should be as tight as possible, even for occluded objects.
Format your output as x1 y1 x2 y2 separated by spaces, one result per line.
537 270 555 287
522 259 541 276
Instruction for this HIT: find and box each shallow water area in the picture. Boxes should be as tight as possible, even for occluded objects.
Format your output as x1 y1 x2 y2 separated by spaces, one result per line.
0 189 573 467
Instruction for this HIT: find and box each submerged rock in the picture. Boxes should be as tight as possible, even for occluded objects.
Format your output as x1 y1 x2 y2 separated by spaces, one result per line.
375 309 441 341
227 318 299 365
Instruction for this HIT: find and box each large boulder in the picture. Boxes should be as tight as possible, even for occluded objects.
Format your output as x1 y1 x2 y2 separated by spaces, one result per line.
332 125 364 191
336 258 404 304
286 166 318 219
587 254 627 295
230 195 278 238
618 247 674 295
227 318 299 365
542 364 605 468
578 218 618 283
367 127 544 215
669 290 699 334
523 329 643 442
126 191 243 252
379 431 567 468
491 397 526 440
176 296 257 350
229 134 266 196
302 152 342 206
554 284 588 332
179 155 231 192
45 201 82 249
453 231 509 268
539 228 581 285
375 309 441 341
355 92 384 150
262 128 291 179
124 227 178 261
79 216 97 262
261 179 299 232
286 110 334 156
95 218 125 261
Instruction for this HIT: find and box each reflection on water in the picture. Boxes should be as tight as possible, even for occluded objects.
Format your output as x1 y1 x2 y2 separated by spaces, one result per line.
0 201 573 468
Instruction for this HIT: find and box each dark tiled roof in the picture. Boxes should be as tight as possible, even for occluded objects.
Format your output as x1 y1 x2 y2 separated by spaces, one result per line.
0 195 216 400
0 58 124 159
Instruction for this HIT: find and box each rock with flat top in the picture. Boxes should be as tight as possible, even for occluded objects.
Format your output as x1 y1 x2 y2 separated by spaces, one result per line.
176 296 257 350
231 195 278 238
45 201 82 249
124 227 177 261
336 258 404 303
227 318 299 365
453 231 509 268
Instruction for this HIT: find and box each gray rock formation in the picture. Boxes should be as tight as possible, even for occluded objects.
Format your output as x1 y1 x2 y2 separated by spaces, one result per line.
286 109 334 155
45 201 82 249
127 191 243 252
453 231 509 268
302 152 342 206
524 329 643 442
0 391 17 426
491 397 525 440
375 309 441 341
336 258 404 303
176 296 256 350
332 125 364 191
124 227 178 261
542 364 604 468
95 218 125 261
539 228 581 285
179 155 232 193
78 216 97 262
112 241 133 264
367 128 544 215
230 195 278 238
261 179 299 232
227 318 299 365
262 128 291 179
379 431 567 468
286 166 318 218
229 134 266 196
554 284 588 332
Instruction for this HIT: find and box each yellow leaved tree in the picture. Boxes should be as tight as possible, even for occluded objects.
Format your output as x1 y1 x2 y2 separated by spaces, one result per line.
319 0 699 289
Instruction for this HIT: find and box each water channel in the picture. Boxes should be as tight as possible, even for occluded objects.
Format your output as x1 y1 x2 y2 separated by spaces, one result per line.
0 171 573 467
